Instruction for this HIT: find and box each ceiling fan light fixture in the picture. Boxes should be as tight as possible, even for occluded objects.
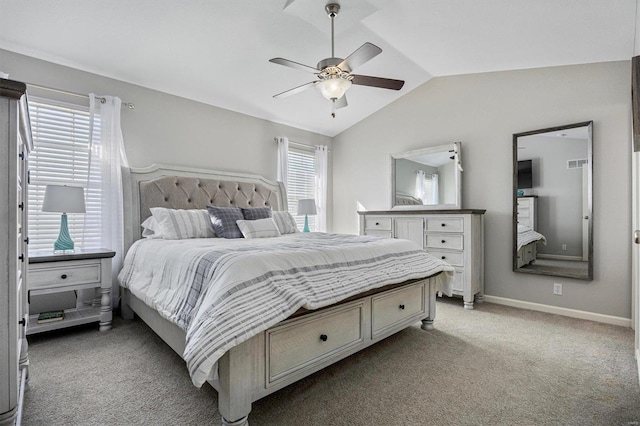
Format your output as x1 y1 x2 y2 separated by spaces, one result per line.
316 76 352 100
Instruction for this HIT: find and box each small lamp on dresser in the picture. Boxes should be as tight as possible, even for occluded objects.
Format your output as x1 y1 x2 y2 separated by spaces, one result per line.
297 199 317 233
42 184 86 253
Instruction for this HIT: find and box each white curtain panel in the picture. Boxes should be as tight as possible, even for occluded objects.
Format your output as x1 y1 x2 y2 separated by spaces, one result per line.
415 170 426 202
86 93 129 307
276 136 289 191
431 173 439 204
315 145 328 232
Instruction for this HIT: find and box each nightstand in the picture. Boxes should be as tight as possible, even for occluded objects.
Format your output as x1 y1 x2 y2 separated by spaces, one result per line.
27 248 116 334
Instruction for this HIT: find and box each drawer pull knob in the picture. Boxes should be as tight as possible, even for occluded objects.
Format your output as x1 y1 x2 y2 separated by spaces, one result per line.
441 223 446 227
375 222 379 226
441 240 446 244
399 304 405 310
320 334 328 342
441 256 446 260
61 274 68 279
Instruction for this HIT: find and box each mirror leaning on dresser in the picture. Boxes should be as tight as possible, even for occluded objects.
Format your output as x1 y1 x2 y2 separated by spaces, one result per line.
361 141 485 309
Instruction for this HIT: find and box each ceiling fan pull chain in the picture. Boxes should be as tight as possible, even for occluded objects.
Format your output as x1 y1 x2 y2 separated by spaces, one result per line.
331 99 336 118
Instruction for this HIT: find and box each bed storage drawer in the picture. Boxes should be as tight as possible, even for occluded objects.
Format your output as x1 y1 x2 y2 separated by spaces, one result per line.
371 283 425 337
29 261 101 289
266 302 364 385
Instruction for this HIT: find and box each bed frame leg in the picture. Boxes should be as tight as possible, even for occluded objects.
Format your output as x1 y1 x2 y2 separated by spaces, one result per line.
421 279 437 331
218 340 253 426
221 416 249 426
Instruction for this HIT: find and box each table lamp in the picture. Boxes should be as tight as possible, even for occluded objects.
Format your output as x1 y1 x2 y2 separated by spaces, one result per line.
297 199 317 233
42 184 86 253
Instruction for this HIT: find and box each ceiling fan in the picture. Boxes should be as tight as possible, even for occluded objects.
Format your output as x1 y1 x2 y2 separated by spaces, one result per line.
269 3 405 117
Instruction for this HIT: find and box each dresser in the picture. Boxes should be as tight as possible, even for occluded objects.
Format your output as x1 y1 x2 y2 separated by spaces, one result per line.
359 209 485 309
0 79 32 426
516 196 537 230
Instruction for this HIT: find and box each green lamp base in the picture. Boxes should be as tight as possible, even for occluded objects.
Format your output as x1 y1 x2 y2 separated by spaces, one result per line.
303 214 310 233
53 213 75 253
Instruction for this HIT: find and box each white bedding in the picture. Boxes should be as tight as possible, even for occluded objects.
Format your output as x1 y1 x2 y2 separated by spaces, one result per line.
118 232 454 387
517 229 547 251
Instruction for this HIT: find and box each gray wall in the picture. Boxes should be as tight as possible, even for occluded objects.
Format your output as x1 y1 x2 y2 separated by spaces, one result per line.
438 160 456 205
1 49 333 310
333 61 631 319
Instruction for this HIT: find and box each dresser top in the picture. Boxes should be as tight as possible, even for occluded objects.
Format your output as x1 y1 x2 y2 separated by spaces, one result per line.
358 209 486 215
29 248 116 263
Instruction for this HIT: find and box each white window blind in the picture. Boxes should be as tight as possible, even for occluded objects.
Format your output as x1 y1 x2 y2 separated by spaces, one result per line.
287 146 316 231
423 174 434 202
27 97 102 251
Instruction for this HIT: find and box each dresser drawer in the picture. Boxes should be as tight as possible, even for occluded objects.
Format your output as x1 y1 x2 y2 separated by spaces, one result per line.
29 262 101 289
427 250 464 267
371 283 424 337
267 303 364 385
365 217 392 231
426 217 463 233
425 234 464 251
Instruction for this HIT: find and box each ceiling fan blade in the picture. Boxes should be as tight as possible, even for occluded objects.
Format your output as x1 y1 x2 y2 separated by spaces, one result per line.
337 42 382 72
335 95 348 109
273 81 317 98
351 74 405 91
269 58 319 73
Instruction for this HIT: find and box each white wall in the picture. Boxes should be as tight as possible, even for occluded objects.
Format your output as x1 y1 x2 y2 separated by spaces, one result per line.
333 61 632 319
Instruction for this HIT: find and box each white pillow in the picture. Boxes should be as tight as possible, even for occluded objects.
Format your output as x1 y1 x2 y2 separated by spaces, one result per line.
149 208 216 239
236 218 281 239
141 216 162 238
272 211 299 234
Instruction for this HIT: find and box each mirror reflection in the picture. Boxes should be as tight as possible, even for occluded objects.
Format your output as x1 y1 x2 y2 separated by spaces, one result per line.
391 142 462 209
513 122 593 280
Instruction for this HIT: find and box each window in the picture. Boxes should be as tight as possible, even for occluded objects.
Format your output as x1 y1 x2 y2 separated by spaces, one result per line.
287 146 316 231
28 97 102 251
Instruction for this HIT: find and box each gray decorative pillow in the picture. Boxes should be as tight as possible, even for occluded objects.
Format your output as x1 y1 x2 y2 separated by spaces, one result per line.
236 218 281 239
241 207 272 221
272 211 299 234
206 206 244 239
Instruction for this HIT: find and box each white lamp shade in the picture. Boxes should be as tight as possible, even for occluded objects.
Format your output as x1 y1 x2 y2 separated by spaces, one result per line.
316 77 352 100
42 185 86 214
297 199 317 216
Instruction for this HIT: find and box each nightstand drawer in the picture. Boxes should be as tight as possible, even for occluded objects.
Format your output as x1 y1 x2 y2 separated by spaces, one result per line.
29 262 101 289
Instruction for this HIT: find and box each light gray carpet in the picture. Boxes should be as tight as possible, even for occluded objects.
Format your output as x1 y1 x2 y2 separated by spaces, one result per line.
23 298 640 425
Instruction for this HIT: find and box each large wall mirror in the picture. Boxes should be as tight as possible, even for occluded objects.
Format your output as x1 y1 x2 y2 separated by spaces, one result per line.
513 121 593 280
391 142 462 210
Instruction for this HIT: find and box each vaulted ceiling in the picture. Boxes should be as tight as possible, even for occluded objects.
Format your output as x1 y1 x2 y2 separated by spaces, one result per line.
0 0 636 137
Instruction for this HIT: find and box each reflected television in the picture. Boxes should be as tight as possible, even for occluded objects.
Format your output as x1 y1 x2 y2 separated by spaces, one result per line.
518 160 533 189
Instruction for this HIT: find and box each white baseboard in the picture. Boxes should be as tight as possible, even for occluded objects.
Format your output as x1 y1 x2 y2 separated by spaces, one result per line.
483 295 632 327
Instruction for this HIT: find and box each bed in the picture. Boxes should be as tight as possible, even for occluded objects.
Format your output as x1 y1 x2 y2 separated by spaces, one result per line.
118 164 454 426
517 226 547 268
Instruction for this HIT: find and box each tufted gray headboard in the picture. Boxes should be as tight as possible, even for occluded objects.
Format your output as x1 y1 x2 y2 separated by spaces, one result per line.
122 164 287 253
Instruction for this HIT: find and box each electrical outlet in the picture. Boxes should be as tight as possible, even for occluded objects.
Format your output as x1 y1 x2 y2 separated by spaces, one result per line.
553 283 563 295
